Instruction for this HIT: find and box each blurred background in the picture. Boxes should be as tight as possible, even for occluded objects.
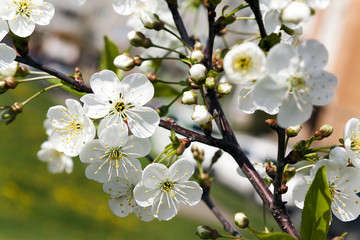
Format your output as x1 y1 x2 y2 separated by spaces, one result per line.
0 0 359 239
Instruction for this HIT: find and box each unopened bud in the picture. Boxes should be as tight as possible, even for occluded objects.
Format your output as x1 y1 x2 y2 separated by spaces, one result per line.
280 185 288 194
0 61 19 77
286 150 304 164
217 82 232 95
194 41 203 50
127 31 152 48
192 105 211 125
196 225 219 239
0 102 22 124
15 65 30 78
265 162 277 179
234 212 249 228
281 1 310 25
113 53 135 71
190 50 204 64
304 152 319 162
140 11 164 31
265 119 278 130
211 150 222 165
181 90 198 105
191 144 198 153
189 64 207 83
205 77 216 89
201 121 212 136
145 73 159 82
286 125 302 137
283 166 296 181
177 143 186 155
314 124 333 140
156 105 169 117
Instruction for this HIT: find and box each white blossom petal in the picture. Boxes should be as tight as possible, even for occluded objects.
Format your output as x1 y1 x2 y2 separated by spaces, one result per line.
126 107 160 138
122 73 155 106
168 159 195 182
113 0 137 15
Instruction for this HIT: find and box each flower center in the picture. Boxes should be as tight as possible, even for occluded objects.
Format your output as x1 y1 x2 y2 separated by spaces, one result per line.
15 0 33 17
350 132 360 154
115 102 126 112
232 55 253 73
161 180 173 192
288 76 309 92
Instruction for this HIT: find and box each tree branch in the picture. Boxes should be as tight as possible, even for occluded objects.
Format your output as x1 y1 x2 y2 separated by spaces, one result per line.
273 127 286 205
244 0 267 39
15 56 92 93
202 185 243 238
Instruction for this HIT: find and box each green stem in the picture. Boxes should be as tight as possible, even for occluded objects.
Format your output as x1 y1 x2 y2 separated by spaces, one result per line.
225 3 250 17
309 146 333 152
22 83 63 106
243 35 261 42
151 43 185 56
296 164 314 172
226 30 258 35
163 26 193 51
219 233 248 239
153 145 172 163
17 76 58 83
141 57 183 61
236 17 255 20
155 79 183 85
29 71 50 75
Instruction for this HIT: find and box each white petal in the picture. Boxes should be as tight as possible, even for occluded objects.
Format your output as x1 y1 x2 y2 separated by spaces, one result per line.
99 124 129 148
133 183 159 207
305 0 330 9
336 168 360 193
123 136 152 158
277 93 313 128
0 44 16 70
113 0 137 15
267 43 295 83
122 73 154 106
89 70 121 100
168 159 195 182
310 160 339 183
331 193 360 222
127 107 160 138
79 140 104 163
0 19 9 41
109 193 134 217
299 40 328 74
308 71 337 106
85 161 111 183
9 16 35 38
31 2 55 25
133 205 155 222
174 181 202 206
252 75 286 114
152 191 179 221
238 86 257 114
97 113 128 136
80 94 112 119
142 163 167 188
328 147 348 169
292 176 312 209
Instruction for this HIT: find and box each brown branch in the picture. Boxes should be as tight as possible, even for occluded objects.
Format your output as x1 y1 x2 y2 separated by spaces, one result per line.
244 0 267 38
202 185 243 238
273 127 286 205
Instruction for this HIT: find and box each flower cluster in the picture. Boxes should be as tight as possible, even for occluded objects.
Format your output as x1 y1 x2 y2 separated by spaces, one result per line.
42 70 202 221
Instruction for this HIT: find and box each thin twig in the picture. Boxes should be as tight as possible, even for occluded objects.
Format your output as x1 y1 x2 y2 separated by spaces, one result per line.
273 127 286 205
244 0 267 39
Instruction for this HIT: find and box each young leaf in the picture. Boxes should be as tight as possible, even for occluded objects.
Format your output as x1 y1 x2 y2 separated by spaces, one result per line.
99 36 121 74
300 165 331 240
248 227 298 240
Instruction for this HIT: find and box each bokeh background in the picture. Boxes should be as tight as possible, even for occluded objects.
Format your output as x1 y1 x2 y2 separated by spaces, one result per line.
1 0 359 239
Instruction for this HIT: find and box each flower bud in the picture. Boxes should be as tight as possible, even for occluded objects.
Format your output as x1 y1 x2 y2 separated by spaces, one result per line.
127 31 152 48
196 225 219 239
205 77 216 89
113 53 135 71
286 125 302 138
265 161 277 179
140 11 164 31
286 150 304 164
156 105 169 117
201 121 212 136
314 124 333 140
194 41 203 50
181 90 198 105
265 119 278 130
283 166 296 181
192 105 211 125
145 73 159 82
0 102 23 124
217 82 232 95
211 150 222 165
0 61 18 77
281 1 310 25
280 185 288 194
234 212 249 228
189 64 207 83
190 50 205 64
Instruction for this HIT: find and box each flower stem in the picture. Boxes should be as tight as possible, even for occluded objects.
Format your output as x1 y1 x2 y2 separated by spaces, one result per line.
29 71 50 75
225 3 249 17
236 17 256 20
151 43 185 56
296 164 314 172
163 26 193 51
17 76 58 83
22 83 63 106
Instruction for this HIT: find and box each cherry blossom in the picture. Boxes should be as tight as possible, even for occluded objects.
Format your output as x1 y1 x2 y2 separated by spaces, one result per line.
81 70 160 138
343 118 360 168
0 19 16 70
37 141 73 174
133 159 203 221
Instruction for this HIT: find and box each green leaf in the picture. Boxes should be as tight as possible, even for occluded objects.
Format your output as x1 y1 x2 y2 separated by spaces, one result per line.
153 83 180 98
300 165 331 240
99 36 121 74
248 227 298 240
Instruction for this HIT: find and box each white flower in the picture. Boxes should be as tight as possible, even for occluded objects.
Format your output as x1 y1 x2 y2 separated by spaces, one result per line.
81 70 160 138
343 118 360 168
114 53 135 71
103 171 154 222
0 19 16 70
79 125 151 183
37 141 73 174
112 0 138 16
305 0 330 10
189 64 207 83
133 159 203 221
0 61 17 77
0 0 55 38
237 160 268 179
281 1 310 25
293 147 360 222
192 105 211 125
252 40 337 128
47 99 96 157
223 42 266 84
190 50 205 64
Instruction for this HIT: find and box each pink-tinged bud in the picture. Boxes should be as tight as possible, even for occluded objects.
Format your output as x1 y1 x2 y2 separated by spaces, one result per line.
189 64 207 83
217 82 232 95
181 90 198 105
190 50 205 64
286 125 302 138
314 124 333 140
192 105 211 125
113 53 135 71
234 212 249 228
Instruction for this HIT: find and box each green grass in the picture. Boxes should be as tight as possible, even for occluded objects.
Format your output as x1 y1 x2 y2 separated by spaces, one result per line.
0 83 287 240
